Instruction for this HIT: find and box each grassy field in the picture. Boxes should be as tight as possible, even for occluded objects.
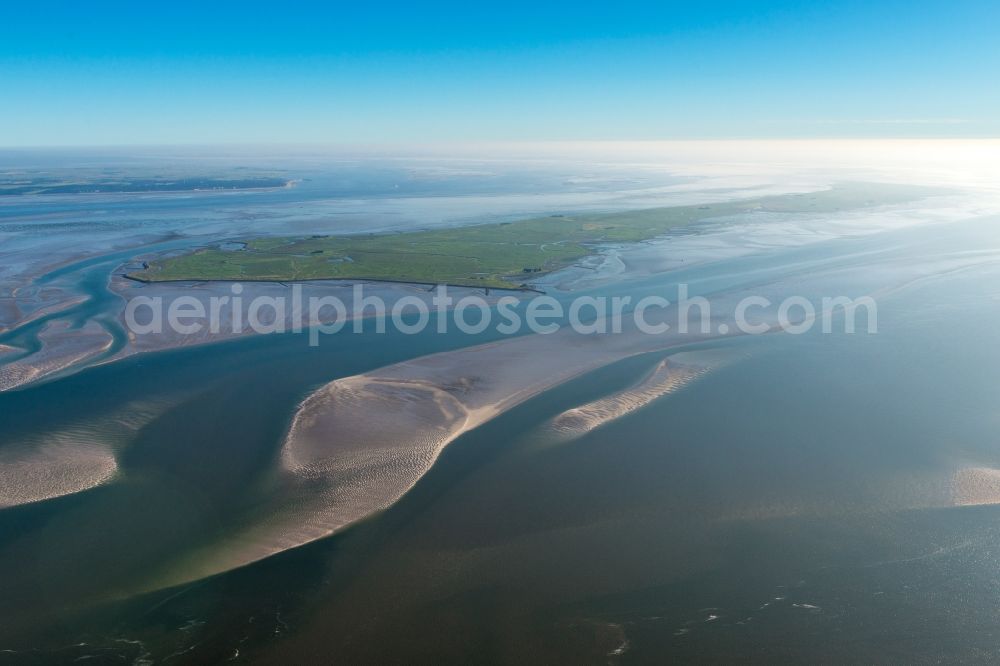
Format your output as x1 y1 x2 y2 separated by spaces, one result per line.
128 183 932 289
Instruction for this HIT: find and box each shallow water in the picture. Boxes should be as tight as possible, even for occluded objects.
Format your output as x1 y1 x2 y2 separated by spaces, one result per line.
3 149 1000 662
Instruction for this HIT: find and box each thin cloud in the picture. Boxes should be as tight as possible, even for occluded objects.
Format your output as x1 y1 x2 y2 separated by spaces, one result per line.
816 118 970 125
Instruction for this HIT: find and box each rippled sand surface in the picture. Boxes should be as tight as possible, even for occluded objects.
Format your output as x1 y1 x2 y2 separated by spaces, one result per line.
0 394 192 510
145 315 730 588
0 435 118 508
0 320 114 391
548 355 712 440
951 467 1000 506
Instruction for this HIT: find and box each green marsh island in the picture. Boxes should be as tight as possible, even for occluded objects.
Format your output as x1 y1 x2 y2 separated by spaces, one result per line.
128 183 929 289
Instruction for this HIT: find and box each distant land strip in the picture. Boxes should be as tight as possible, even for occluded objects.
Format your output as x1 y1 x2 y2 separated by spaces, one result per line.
0 177 292 196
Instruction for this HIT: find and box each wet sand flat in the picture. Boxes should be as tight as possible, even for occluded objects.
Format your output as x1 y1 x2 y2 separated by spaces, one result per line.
0 320 114 391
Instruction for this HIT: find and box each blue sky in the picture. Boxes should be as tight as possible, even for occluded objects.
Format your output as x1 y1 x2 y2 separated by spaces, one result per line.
1 0 997 145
